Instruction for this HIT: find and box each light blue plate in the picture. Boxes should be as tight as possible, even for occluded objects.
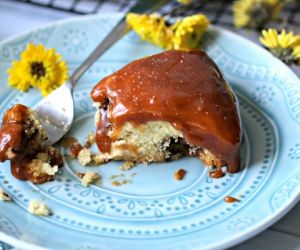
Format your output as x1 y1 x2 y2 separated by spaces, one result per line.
0 14 300 250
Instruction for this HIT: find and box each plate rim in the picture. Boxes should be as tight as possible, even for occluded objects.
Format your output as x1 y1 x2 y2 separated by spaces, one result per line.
0 13 299 250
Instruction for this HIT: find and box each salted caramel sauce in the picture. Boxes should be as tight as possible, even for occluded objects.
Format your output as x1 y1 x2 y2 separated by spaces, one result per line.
0 104 36 181
11 148 63 184
70 142 83 157
96 100 112 153
0 104 29 162
91 50 241 172
224 196 240 203
209 166 225 178
0 104 63 183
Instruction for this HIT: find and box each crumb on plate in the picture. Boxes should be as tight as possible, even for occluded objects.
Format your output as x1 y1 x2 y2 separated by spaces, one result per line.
120 161 135 171
130 172 137 177
93 153 110 165
111 181 122 186
122 179 132 185
77 148 92 166
0 188 11 201
84 132 96 148
28 200 50 216
78 172 101 187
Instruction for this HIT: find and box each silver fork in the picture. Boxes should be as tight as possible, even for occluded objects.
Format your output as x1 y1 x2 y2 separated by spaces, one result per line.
34 0 170 145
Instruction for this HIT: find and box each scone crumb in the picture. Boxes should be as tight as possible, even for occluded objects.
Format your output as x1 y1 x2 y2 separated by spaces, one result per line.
111 181 122 186
110 172 136 186
84 132 96 148
28 159 58 178
41 162 58 176
122 179 132 184
77 172 85 179
28 200 50 216
77 148 92 166
120 161 135 171
0 188 11 201
110 175 119 180
93 153 110 165
61 136 78 148
174 169 186 180
5 148 16 160
78 172 101 187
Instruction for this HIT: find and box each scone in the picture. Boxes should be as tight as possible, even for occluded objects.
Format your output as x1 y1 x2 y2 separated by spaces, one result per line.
0 104 62 183
91 50 241 173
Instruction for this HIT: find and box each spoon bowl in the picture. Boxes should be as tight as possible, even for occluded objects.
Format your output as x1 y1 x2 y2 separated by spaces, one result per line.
34 82 74 144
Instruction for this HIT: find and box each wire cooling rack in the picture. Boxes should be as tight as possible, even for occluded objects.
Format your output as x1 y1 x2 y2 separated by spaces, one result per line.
3 0 300 31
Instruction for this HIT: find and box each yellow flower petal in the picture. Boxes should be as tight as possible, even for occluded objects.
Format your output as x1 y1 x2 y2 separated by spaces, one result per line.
270 29 280 48
233 0 282 28
7 61 31 91
177 0 191 4
171 14 210 50
260 29 300 50
126 13 173 49
126 13 209 50
259 28 300 64
260 29 279 48
7 43 68 96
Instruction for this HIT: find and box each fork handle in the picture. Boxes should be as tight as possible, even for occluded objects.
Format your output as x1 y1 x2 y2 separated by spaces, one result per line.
69 18 128 85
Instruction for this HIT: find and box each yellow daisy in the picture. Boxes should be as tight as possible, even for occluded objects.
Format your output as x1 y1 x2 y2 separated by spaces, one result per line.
7 43 68 96
177 0 192 4
126 13 173 49
171 14 210 50
126 13 209 50
233 0 282 29
259 29 300 63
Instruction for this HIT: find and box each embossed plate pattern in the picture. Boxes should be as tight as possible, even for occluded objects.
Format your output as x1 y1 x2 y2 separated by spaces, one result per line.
0 14 299 250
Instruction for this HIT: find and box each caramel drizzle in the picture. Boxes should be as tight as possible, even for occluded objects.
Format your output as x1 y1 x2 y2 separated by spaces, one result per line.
209 166 225 178
224 196 240 203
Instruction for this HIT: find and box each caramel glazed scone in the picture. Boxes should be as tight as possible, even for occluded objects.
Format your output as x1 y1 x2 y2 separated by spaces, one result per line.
91 50 242 173
0 104 63 184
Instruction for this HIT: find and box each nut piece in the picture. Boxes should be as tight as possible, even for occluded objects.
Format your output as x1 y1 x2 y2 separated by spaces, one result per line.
0 188 11 201
28 200 50 216
174 169 186 180
77 148 92 166
120 161 135 171
78 172 101 187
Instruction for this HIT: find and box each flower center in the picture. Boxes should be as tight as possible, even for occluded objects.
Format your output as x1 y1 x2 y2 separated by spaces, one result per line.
30 62 46 79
